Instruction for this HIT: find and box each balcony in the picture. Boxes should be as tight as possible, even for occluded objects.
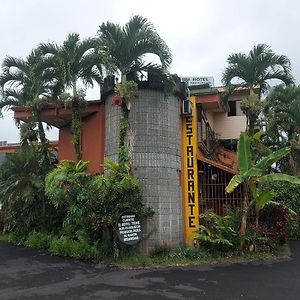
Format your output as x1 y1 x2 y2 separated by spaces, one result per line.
197 107 218 157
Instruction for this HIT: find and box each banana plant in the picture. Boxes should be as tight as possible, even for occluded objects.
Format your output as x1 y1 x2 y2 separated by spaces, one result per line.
226 132 300 235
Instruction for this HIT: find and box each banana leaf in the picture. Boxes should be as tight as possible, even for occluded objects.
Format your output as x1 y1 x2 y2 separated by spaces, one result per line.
255 147 290 170
243 167 263 179
254 191 276 210
253 131 264 141
237 132 252 175
225 174 245 193
259 173 300 185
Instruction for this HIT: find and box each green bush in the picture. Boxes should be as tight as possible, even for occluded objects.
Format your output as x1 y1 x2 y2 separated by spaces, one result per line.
8 231 27 245
261 181 300 239
196 208 243 252
45 159 153 255
49 235 99 260
25 231 52 249
49 236 72 256
0 146 54 235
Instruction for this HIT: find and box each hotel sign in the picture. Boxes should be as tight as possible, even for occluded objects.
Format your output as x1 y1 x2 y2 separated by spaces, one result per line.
181 76 214 87
181 96 199 245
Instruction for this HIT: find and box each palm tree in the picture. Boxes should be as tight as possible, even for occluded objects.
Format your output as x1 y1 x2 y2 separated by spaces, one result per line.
264 85 300 175
222 44 294 135
98 15 172 82
223 44 294 96
39 33 104 161
98 15 173 163
0 49 63 164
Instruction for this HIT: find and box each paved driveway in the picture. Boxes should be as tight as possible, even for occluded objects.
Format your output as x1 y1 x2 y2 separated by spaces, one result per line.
0 240 300 299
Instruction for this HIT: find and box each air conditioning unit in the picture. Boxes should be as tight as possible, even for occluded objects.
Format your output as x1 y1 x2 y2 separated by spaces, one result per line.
182 99 193 115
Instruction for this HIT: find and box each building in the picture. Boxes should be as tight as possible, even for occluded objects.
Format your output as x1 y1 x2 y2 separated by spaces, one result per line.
7 75 251 250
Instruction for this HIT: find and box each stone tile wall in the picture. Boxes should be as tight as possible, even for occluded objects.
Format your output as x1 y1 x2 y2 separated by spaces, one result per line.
105 89 183 250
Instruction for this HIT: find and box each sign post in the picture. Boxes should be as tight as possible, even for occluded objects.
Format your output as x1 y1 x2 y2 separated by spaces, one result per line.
181 96 199 245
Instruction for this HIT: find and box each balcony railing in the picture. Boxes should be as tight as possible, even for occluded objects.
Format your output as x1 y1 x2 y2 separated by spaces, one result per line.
197 107 217 157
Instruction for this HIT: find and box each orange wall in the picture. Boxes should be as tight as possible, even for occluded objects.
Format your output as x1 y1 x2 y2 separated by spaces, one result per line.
82 104 105 173
0 145 19 154
196 94 219 103
58 104 105 174
0 142 58 154
58 127 76 161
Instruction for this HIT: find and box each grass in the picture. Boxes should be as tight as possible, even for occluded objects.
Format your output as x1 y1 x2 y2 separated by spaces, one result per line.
114 253 274 269
0 232 9 241
0 232 291 268
112 244 290 269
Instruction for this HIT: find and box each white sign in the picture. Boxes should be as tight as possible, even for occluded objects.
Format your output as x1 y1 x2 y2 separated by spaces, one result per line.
181 76 214 87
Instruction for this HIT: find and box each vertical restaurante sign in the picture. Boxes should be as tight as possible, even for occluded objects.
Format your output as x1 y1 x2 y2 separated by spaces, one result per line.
182 96 199 245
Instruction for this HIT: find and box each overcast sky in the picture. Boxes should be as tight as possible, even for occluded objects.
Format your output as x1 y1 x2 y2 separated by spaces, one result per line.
0 0 299 143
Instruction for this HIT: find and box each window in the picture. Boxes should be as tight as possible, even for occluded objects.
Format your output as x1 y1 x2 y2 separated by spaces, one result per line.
228 100 244 117
228 101 236 116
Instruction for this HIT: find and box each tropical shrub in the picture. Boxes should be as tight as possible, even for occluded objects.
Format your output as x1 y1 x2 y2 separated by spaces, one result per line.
259 204 289 245
49 235 98 260
0 145 54 234
45 160 92 237
25 231 53 249
49 236 73 257
8 231 28 246
45 159 153 253
196 208 243 252
226 132 300 236
261 181 300 239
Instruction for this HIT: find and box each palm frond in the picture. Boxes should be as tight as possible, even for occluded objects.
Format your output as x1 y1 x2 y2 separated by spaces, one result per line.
98 15 172 77
222 44 294 89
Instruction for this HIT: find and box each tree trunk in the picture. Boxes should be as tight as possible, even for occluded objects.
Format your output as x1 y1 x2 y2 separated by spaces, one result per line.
70 80 82 162
239 183 249 236
37 117 48 218
37 119 50 166
72 107 82 162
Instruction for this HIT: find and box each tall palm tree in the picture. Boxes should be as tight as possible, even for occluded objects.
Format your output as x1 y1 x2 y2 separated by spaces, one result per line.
39 33 104 161
222 44 294 97
0 49 63 164
98 15 173 163
98 15 172 83
222 44 294 135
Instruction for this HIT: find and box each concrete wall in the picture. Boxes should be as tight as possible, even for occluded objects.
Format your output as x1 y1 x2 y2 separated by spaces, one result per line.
213 112 247 139
205 111 214 129
105 89 183 250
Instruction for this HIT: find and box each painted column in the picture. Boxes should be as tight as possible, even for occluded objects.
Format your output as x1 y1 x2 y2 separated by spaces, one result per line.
181 96 200 245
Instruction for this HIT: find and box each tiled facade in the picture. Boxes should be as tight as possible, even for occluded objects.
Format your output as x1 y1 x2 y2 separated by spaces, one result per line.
105 89 183 250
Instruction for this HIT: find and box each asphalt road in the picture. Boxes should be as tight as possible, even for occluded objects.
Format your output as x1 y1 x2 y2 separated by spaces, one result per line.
0 240 300 300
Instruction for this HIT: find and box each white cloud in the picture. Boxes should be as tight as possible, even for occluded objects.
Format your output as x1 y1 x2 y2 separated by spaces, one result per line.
0 0 299 142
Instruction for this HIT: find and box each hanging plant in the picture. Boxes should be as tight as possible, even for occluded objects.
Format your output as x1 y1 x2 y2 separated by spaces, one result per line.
114 81 138 110
111 95 124 106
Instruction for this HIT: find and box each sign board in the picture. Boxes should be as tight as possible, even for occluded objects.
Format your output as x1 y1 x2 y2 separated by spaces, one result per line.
181 96 199 245
116 211 142 245
181 76 214 87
